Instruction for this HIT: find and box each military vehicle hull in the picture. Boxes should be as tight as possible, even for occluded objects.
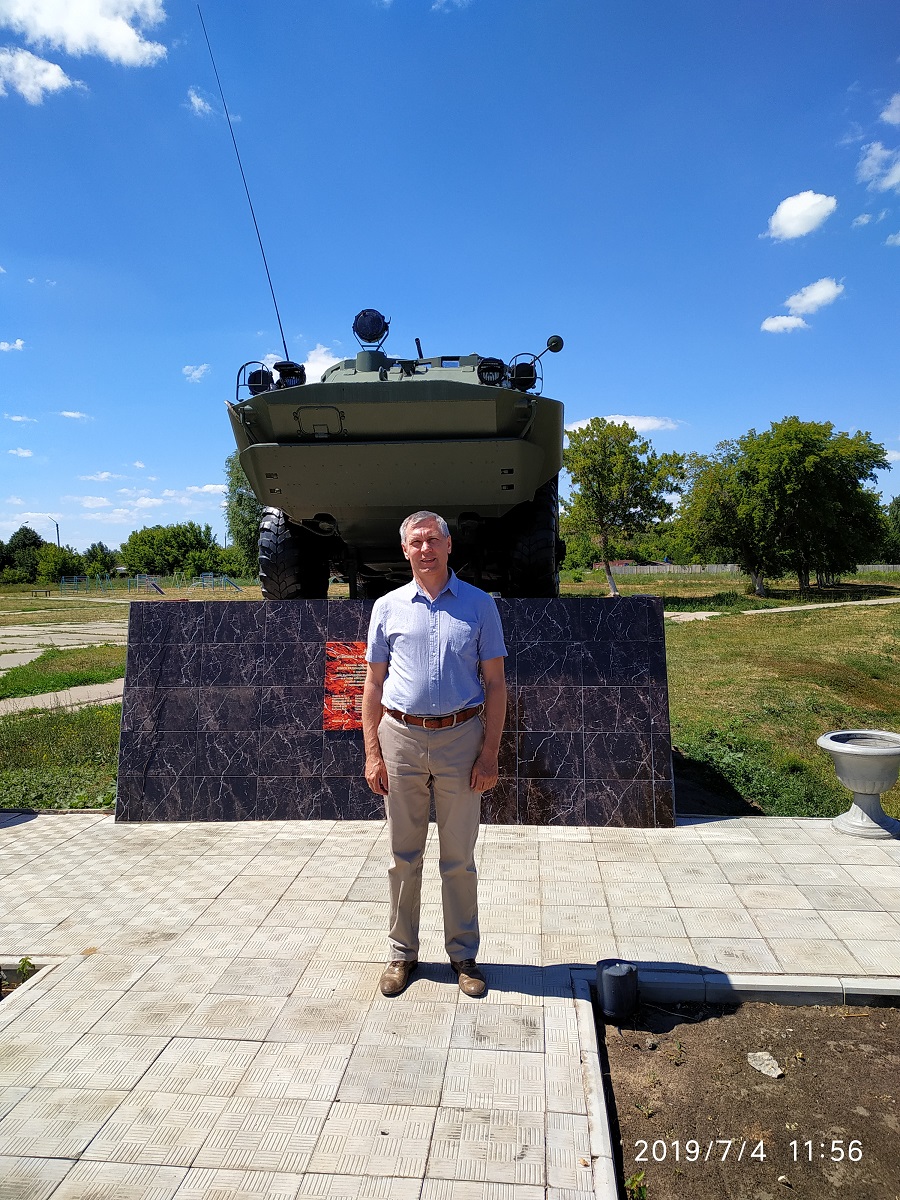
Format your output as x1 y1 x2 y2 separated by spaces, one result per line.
228 339 565 598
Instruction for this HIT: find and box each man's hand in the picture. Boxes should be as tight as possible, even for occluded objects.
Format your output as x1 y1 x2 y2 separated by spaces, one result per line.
470 751 499 794
366 754 389 797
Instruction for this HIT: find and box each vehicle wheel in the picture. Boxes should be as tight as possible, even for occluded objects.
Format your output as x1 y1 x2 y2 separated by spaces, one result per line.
258 508 332 599
506 475 561 598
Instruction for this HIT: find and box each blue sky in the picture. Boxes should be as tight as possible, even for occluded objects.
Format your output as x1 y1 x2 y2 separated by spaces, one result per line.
2 0 900 552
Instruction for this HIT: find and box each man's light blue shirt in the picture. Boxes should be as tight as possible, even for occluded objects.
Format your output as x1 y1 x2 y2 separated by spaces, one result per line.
366 571 507 716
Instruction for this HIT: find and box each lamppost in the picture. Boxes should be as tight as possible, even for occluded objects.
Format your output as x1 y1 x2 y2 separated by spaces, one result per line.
36 514 60 547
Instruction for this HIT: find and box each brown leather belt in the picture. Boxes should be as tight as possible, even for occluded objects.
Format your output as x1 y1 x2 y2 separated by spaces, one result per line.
383 705 482 730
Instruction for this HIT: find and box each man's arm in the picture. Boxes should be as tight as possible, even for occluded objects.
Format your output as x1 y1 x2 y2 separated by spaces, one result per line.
470 656 506 792
362 660 390 796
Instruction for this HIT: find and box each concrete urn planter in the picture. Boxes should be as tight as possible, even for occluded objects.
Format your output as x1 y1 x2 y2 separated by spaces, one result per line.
817 730 900 839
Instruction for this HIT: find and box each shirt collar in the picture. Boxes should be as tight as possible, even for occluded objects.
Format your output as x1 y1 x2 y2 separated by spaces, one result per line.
410 569 458 603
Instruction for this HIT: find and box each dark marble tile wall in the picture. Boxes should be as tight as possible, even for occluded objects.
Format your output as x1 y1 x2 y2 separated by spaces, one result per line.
117 598 674 827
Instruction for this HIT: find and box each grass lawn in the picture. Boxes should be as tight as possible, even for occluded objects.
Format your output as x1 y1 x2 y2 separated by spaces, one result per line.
666 604 900 819
0 704 120 810
0 645 127 700
560 569 900 611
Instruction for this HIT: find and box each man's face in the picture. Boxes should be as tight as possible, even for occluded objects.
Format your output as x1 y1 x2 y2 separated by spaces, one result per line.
402 520 451 585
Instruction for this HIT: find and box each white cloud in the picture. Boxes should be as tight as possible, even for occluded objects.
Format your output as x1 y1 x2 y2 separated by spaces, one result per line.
857 141 900 193
0 338 24 351
878 209 890 222
58 410 88 419
3 412 35 422
763 191 837 240
565 415 679 434
432 0 471 8
77 496 111 508
851 213 872 227
303 344 342 380
0 46 78 102
133 460 145 468
186 85 211 116
7 447 33 456
134 496 163 507
784 277 844 316
0 265 5 272
182 363 210 383
886 232 900 246
186 483 226 494
0 0 167 67
761 315 809 333
880 93 900 126
885 450 900 462
6 495 23 504
78 470 122 481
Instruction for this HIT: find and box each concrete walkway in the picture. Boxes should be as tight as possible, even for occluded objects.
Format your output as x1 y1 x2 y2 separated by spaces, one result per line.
0 812 898 1198
0 679 124 718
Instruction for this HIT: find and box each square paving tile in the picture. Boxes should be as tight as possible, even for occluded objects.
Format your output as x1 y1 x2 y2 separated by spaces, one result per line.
799 885 884 911
747 908 837 939
450 1006 544 1053
768 939 867 973
357 1000 457 1048
690 938 781 972
677 908 761 939
442 1049 545 1112
81 1091 230 1166
0 1032 86 1087
602 883 673 909
292 1174 423 1200
734 885 814 910
307 1102 437 1177
820 909 900 939
545 1050 586 1115
235 1042 353 1102
609 907 686 938
426 1108 544 1185
0 1087 129 1158
171 1168 308 1199
421 1184 544 1200
191 1096 331 1172
614 937 698 966
338 1043 448 1105
37 1033 170 1091
545 1111 593 1191
51 1161 188 1199
0 1155 76 1199
266 997 372 1044
840 939 900 973
175 994 287 1041
133 1038 262 1097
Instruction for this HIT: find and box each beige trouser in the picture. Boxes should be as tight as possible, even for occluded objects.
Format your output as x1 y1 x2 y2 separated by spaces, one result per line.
378 711 484 962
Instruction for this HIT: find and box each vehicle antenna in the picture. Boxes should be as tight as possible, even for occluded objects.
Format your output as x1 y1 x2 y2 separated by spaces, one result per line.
197 6 290 362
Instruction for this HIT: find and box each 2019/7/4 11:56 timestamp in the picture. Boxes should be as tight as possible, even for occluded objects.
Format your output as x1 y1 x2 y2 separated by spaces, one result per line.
633 1138 863 1164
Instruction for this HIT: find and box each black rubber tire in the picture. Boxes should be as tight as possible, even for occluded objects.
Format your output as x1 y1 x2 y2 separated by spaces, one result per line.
506 476 561 598
258 508 331 600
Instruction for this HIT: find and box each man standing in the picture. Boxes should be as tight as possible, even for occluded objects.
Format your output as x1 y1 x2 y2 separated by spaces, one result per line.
362 510 507 998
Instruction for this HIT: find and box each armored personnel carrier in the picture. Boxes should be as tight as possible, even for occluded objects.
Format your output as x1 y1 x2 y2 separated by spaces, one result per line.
227 309 565 599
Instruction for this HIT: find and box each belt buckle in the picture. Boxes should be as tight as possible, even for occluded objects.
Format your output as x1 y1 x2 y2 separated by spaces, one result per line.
422 715 441 730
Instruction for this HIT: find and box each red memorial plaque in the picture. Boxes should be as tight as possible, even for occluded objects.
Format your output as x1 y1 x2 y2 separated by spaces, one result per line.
323 641 367 730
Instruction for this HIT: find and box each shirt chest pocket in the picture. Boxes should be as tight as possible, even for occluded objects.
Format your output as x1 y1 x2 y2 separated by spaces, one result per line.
445 618 476 659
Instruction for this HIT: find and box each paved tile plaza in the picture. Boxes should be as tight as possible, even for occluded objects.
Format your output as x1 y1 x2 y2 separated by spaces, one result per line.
1 811 899 1198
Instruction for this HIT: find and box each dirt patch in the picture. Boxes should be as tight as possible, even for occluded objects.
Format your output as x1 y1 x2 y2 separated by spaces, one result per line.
602 999 900 1200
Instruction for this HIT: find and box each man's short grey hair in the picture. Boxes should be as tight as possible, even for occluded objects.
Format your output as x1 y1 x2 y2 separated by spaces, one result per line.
400 511 450 543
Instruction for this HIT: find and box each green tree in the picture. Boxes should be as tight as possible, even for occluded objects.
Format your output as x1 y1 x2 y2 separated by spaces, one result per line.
680 419 888 595
81 541 119 577
120 522 221 576
880 496 900 563
562 418 685 595
36 544 85 584
6 526 47 583
224 449 263 576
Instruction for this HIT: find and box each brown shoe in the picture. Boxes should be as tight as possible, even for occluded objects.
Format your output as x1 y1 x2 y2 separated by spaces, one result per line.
380 959 417 996
451 959 486 997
